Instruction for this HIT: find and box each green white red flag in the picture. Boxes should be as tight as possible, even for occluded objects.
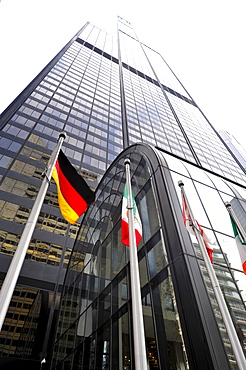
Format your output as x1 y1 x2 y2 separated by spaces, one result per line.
121 184 142 247
230 215 246 274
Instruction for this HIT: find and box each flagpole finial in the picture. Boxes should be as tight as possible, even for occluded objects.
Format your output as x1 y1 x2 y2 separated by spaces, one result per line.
124 158 131 166
59 132 67 140
225 202 231 208
178 180 184 187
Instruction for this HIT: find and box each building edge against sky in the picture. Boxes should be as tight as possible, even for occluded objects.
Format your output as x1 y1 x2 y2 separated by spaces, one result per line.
0 17 245 369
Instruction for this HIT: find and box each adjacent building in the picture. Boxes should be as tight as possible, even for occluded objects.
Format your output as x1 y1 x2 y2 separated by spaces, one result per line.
0 17 245 369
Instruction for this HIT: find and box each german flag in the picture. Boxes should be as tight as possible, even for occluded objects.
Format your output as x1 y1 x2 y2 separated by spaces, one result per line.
52 150 95 224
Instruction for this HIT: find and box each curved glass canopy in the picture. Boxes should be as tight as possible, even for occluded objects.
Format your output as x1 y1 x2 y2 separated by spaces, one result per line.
51 143 246 370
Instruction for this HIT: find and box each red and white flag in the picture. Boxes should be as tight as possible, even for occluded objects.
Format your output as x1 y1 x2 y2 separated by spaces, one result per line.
181 192 213 262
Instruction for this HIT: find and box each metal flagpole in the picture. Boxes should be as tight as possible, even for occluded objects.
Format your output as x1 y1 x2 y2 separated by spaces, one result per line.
0 132 66 332
178 181 246 370
124 159 148 370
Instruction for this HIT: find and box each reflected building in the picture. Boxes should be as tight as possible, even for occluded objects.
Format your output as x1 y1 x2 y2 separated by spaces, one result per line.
0 17 246 370
219 130 246 171
230 198 246 233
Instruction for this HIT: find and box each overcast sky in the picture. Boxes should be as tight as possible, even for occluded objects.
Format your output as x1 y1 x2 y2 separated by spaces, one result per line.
1 0 246 149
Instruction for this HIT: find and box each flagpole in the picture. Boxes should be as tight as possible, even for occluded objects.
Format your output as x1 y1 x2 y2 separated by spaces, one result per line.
124 159 148 370
225 202 246 242
0 132 66 332
178 181 246 369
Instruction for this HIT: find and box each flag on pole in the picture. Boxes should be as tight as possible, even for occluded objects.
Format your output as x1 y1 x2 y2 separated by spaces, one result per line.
52 150 95 224
230 215 246 274
121 184 142 247
181 191 213 262
179 187 246 368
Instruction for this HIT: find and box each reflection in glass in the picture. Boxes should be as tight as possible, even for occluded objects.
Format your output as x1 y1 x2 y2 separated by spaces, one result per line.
157 275 189 369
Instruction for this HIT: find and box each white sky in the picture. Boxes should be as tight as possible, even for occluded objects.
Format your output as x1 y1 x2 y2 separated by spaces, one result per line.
1 0 246 148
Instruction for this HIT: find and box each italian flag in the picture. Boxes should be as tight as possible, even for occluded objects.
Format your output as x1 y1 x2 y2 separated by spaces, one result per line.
121 184 142 247
181 192 213 262
230 216 246 274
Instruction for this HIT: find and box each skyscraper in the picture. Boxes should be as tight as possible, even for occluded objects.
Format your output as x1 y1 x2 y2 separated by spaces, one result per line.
0 17 245 369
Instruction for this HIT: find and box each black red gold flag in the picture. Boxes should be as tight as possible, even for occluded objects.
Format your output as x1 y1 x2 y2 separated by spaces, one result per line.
52 150 95 224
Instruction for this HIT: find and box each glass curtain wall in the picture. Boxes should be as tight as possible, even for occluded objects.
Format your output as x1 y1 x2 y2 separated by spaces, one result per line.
0 25 121 266
164 152 246 366
118 18 246 185
51 147 189 370
51 144 245 370
0 25 121 357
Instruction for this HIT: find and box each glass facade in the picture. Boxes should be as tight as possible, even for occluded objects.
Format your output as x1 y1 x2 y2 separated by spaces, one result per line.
0 16 245 369
51 145 246 370
52 149 190 370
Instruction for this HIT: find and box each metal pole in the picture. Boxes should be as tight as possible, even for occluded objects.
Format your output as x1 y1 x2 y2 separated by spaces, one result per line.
178 181 246 370
124 159 148 370
0 132 66 332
